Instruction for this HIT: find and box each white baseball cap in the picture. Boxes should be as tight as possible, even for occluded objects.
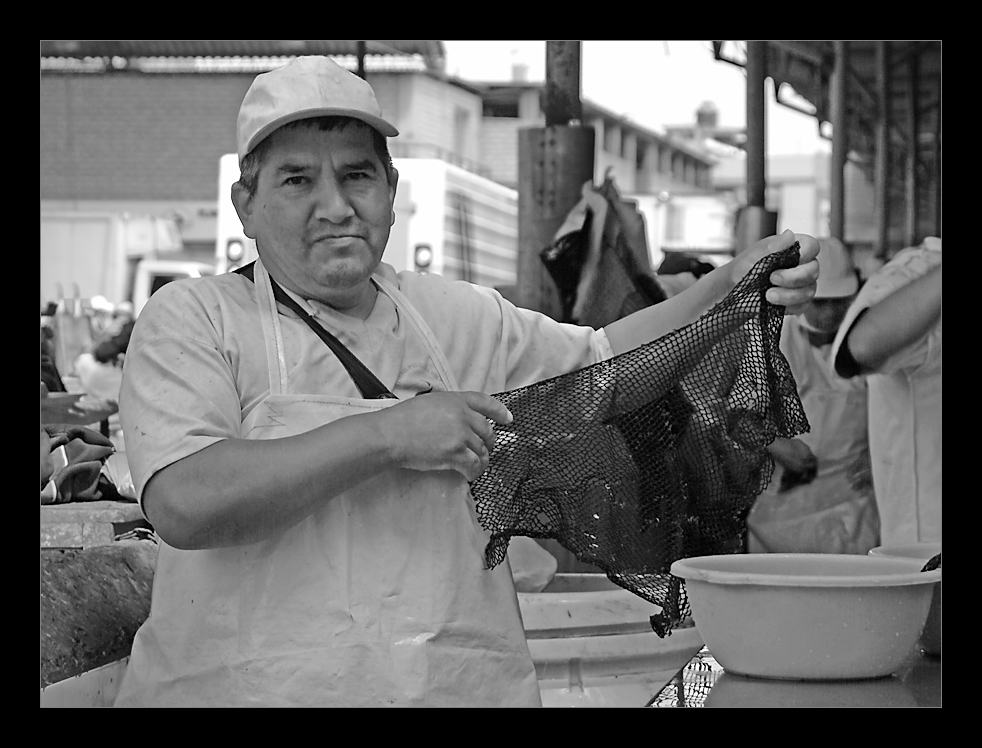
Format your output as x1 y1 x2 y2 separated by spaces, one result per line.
815 237 859 299
237 55 399 165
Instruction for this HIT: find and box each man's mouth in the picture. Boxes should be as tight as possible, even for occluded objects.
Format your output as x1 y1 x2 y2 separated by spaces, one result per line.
312 234 361 243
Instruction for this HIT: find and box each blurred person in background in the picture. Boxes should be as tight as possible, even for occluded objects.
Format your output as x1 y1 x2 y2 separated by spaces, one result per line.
747 238 878 554
74 301 136 403
41 304 66 394
830 237 941 546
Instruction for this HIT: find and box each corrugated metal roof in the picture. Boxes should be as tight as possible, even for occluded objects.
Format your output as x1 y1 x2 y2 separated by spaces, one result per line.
40 40 445 68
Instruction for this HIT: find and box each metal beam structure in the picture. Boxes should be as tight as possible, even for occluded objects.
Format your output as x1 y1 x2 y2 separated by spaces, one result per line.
542 41 583 127
905 51 919 247
516 42 594 321
745 41 767 209
874 41 891 259
934 89 942 239
356 40 367 79
712 40 940 254
830 42 849 242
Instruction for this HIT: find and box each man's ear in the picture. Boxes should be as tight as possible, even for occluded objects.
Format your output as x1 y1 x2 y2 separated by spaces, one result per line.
230 182 258 239
388 167 400 226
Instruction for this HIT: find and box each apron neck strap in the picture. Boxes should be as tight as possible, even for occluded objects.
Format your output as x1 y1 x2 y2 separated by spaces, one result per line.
237 261 397 400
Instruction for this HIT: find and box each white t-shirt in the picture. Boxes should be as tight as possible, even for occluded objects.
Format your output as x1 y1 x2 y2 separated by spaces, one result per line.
829 240 942 544
120 262 613 505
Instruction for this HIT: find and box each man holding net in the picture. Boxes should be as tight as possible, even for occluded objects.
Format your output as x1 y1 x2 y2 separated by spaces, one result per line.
114 55 818 707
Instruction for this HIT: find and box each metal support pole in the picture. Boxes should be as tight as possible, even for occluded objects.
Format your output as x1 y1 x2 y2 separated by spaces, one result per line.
745 41 767 208
735 40 777 253
905 51 920 247
934 88 942 238
542 41 582 126
516 127 595 319
519 122 596 571
874 41 891 260
356 40 367 79
830 41 849 242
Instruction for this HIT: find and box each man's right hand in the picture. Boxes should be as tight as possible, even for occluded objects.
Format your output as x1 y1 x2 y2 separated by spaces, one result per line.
376 391 513 482
768 437 818 491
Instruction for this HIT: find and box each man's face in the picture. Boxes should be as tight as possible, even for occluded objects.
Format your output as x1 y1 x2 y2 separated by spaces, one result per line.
233 121 397 308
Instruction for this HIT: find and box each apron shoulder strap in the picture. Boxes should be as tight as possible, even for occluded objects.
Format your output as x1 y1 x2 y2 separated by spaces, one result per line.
236 262 397 400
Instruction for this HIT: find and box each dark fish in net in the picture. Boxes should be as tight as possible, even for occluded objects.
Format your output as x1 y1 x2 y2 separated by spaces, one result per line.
470 243 809 636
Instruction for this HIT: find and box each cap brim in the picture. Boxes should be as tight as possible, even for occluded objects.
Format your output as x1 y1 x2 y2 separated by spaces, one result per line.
815 274 859 299
241 107 399 162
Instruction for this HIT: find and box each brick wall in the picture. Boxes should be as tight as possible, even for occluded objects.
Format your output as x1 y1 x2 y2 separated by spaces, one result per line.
41 72 254 201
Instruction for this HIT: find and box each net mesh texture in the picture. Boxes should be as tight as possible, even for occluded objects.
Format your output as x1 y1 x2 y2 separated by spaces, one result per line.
470 243 809 636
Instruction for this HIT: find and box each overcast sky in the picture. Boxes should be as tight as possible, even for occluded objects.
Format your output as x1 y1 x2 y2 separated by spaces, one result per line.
441 40 830 157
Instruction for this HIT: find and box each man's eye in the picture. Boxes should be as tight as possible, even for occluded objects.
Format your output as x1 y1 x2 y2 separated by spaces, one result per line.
284 176 308 186
346 172 370 181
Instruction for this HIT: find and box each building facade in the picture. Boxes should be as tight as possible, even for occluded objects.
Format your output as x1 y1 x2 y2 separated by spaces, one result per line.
474 82 714 195
41 60 715 262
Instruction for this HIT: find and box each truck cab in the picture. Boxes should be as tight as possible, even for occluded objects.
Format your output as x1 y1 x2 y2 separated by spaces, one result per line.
131 260 216 316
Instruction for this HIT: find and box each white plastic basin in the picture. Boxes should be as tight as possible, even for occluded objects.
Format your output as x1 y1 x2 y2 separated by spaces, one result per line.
671 554 940 681
870 542 941 656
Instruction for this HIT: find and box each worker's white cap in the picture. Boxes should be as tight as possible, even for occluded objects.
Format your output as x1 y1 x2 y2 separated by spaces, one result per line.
237 56 399 166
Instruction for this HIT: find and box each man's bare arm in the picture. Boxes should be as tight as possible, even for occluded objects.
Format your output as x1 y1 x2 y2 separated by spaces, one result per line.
839 263 941 374
605 230 819 355
144 391 511 550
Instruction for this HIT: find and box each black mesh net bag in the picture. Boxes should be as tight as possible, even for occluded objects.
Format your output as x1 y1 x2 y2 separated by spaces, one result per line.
469 243 809 636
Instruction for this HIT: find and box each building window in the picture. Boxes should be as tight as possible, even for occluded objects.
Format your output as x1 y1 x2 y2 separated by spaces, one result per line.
636 141 647 171
483 101 519 118
604 122 619 155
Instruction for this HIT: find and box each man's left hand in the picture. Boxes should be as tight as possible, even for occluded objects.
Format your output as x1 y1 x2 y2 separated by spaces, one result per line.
731 230 820 316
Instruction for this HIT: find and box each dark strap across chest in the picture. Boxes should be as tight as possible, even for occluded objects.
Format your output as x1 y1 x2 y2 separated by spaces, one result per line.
236 262 397 400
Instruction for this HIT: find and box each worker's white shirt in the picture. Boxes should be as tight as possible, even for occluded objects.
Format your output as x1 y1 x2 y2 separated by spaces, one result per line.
830 240 942 545
121 262 612 505
117 262 613 706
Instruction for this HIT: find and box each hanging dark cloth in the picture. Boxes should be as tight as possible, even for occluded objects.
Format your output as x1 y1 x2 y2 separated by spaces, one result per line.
540 173 666 328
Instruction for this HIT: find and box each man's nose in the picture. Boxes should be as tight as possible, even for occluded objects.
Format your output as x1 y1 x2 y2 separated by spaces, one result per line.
312 176 355 223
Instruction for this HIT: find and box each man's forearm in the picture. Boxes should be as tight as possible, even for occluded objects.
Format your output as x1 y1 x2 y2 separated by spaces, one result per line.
844 263 942 373
604 265 733 354
143 411 396 550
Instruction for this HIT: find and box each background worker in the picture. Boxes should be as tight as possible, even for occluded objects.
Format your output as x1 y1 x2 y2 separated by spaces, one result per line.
748 238 879 554
114 55 819 707
830 237 942 546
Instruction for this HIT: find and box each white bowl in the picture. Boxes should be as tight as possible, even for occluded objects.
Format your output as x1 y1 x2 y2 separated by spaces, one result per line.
670 554 940 681
704 671 918 708
869 542 941 656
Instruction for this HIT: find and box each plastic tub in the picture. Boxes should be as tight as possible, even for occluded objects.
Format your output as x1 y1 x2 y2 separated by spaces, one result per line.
869 542 941 656
670 554 940 681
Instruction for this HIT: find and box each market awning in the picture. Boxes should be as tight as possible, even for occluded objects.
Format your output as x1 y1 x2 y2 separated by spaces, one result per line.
712 41 941 250
713 41 941 173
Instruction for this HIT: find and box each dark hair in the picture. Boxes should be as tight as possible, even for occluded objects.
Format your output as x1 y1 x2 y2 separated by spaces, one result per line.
238 116 395 196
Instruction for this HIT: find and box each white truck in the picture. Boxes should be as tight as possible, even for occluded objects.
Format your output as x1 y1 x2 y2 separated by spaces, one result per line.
215 154 519 292
626 191 739 270
40 211 215 316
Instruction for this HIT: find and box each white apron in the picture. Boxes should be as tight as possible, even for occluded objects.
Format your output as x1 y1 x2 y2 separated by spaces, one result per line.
115 258 541 707
747 324 879 555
